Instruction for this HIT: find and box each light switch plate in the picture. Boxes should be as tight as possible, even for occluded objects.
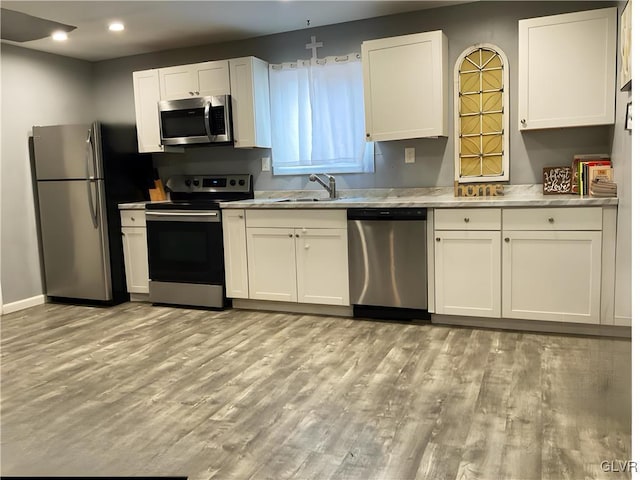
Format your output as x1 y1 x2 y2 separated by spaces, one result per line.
405 147 415 164
261 157 271 171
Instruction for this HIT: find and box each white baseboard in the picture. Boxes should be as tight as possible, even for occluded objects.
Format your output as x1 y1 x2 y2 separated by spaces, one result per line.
129 293 150 302
2 295 46 315
615 315 632 327
431 314 631 338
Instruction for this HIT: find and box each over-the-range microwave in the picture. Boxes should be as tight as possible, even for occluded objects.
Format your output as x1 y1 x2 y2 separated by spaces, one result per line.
158 95 233 146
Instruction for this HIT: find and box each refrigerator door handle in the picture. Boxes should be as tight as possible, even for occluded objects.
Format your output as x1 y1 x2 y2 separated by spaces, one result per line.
85 131 99 228
85 128 95 177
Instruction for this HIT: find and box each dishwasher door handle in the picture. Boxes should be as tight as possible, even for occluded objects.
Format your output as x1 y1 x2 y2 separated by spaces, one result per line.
347 208 426 221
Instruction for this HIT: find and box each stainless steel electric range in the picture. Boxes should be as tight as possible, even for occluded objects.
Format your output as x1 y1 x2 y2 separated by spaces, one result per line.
145 174 253 308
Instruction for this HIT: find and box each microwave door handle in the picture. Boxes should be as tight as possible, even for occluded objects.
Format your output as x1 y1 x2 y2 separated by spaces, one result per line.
203 100 213 140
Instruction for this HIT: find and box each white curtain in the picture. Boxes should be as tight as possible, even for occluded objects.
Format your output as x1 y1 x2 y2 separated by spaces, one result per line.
269 54 374 175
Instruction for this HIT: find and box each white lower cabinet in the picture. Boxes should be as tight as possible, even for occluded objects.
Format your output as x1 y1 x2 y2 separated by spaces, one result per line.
294 228 349 305
434 207 606 325
222 210 249 299
434 209 501 318
502 207 603 324
243 210 349 306
120 210 149 295
246 227 298 302
502 230 602 324
435 230 502 318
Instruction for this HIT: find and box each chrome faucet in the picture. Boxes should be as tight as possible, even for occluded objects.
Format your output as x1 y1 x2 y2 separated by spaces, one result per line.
309 173 337 199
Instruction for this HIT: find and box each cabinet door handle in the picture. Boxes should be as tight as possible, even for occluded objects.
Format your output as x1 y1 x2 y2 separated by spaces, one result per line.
520 118 526 125
304 244 310 249
436 237 441 242
548 217 555 223
195 91 200 95
131 217 135 222
238 215 244 219
289 234 293 238
295 234 300 238
504 237 510 243
464 217 470 223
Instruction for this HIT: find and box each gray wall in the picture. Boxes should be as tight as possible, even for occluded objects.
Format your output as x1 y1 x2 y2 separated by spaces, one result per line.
93 1 615 192
1 0 631 320
1 44 95 305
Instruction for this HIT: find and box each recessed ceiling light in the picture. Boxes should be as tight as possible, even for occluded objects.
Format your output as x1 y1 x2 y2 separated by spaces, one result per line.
52 31 68 41
108 22 124 32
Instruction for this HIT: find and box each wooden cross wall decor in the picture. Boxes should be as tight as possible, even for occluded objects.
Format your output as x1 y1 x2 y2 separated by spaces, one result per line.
306 36 324 59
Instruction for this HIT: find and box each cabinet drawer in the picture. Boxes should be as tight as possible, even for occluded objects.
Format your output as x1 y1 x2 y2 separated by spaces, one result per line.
120 209 146 227
435 208 501 230
245 209 346 229
502 207 602 231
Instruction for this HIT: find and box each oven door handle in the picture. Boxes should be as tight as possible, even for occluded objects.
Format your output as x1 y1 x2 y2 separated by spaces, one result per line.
145 211 221 223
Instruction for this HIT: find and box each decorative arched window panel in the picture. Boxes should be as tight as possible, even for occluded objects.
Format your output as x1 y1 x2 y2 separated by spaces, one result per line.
454 44 509 183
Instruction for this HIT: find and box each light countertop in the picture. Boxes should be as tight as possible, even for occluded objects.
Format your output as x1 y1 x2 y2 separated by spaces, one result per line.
118 200 168 210
118 185 617 210
220 184 618 209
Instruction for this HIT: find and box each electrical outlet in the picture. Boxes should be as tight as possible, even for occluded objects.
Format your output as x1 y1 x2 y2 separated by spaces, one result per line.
261 157 271 172
405 147 415 164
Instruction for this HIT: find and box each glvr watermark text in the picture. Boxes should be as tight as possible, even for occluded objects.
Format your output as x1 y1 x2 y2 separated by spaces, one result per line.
601 460 638 473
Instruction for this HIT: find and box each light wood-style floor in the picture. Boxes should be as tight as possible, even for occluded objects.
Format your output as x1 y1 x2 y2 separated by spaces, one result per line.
0 302 631 479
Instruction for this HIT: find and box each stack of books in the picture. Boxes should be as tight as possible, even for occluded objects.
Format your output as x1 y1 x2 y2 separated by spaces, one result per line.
590 177 617 197
571 154 613 196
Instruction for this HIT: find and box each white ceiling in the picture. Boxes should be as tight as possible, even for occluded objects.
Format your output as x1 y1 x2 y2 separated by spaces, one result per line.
1 1 466 62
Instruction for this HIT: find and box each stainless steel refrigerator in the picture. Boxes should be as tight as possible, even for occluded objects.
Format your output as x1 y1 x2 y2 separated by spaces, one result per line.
32 122 152 304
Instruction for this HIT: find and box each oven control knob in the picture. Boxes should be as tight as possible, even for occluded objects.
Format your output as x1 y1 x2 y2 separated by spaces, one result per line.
230 179 236 186
185 179 192 187
193 179 200 187
239 179 246 186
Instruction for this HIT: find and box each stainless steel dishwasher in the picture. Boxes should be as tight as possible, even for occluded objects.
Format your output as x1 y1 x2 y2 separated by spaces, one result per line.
347 208 428 320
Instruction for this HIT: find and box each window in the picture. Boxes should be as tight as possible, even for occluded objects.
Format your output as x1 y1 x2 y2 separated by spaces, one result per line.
269 54 374 175
454 45 509 183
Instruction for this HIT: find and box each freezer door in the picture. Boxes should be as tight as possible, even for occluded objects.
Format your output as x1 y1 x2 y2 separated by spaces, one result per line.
33 124 95 180
37 179 112 300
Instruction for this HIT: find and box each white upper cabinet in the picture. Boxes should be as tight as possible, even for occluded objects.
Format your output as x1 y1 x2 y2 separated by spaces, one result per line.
132 69 164 153
229 57 272 148
361 30 448 141
134 57 270 150
518 7 617 130
159 60 230 100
